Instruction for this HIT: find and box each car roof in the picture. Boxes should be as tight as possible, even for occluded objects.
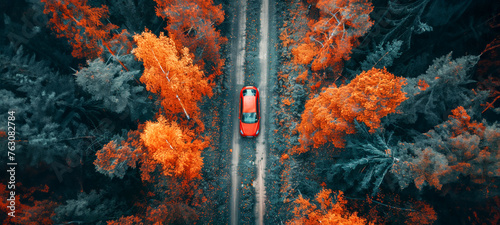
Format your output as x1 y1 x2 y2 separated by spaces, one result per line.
243 96 256 113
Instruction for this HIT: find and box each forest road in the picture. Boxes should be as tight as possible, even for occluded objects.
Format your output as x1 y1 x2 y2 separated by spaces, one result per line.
230 0 246 224
254 0 270 224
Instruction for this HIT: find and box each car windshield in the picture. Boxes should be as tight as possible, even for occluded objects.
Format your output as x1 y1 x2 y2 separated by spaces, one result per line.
243 89 256 96
242 112 257 123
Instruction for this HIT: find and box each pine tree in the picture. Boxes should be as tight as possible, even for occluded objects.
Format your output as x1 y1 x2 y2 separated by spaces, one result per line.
373 0 432 50
392 106 500 192
359 40 403 72
388 53 486 127
75 59 147 118
53 190 126 224
0 46 91 165
325 121 399 195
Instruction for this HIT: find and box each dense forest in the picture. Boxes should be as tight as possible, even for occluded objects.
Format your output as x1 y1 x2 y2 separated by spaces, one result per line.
0 0 499 224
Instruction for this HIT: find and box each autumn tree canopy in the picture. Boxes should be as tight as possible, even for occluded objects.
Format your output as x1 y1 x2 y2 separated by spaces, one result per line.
133 30 212 125
94 114 207 182
155 0 227 79
94 140 142 179
295 67 407 152
140 116 206 181
0 183 57 224
107 215 144 225
287 189 372 225
41 0 131 59
292 0 374 73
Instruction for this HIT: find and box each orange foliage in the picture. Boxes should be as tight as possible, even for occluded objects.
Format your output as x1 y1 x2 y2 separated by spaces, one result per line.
41 0 131 59
417 79 429 91
295 68 407 152
107 216 144 225
143 200 199 225
411 147 449 190
1 183 57 225
94 139 141 178
155 0 227 79
280 28 294 48
292 0 374 73
293 42 319 66
280 153 290 164
448 106 485 137
402 201 437 225
283 98 293 106
94 119 206 183
140 116 206 181
295 70 309 83
287 189 372 225
133 30 212 127
145 203 169 224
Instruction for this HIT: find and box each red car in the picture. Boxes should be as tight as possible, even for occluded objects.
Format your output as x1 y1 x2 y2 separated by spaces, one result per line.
239 86 260 137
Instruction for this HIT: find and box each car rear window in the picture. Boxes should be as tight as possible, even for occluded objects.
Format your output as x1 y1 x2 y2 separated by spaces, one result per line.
242 112 257 123
243 89 256 96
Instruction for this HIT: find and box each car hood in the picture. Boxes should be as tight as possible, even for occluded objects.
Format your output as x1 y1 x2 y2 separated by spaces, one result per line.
240 121 259 136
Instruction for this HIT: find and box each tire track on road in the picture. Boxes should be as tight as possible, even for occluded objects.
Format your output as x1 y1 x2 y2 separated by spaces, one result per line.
254 0 269 224
230 0 246 224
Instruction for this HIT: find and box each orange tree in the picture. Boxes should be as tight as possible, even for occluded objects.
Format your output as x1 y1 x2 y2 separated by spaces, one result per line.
292 0 374 74
133 30 212 130
295 67 407 153
155 0 227 79
0 183 57 225
95 116 207 183
287 188 372 224
41 0 131 60
107 216 143 225
140 116 206 181
95 116 207 224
